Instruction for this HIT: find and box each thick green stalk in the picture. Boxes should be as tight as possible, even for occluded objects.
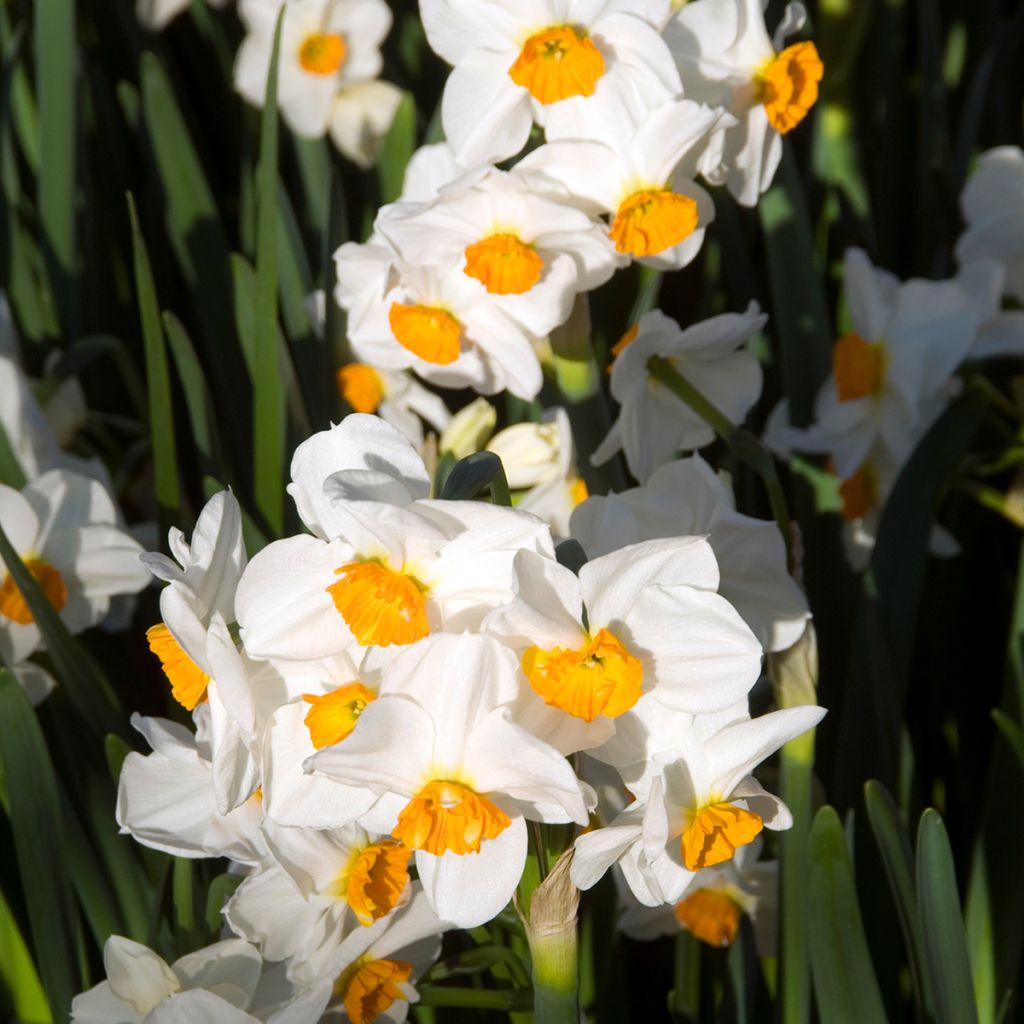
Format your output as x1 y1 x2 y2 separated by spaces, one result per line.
416 987 533 1011
517 848 580 1024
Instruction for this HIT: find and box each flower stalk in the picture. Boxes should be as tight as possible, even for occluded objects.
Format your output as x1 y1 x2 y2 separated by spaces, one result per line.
517 847 580 1024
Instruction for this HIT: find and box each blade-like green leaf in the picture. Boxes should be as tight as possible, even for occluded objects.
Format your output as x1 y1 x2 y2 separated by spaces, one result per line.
0 670 79 1020
204 873 243 934
128 192 179 528
807 806 887 1024
0 522 123 738
0 416 27 488
162 311 220 472
35 0 76 335
376 91 416 205
864 780 930 1016
917 810 979 1024
0 883 49 1023
253 11 286 536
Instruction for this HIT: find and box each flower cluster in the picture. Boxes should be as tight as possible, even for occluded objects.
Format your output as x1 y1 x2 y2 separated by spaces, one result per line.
90 411 822 1021
332 0 823 402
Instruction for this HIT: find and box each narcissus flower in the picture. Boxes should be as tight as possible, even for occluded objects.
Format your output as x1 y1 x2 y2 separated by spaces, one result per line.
618 837 777 953
116 710 266 867
235 0 392 139
665 0 823 205
71 936 331 1024
956 146 1024 303
520 99 723 270
781 248 998 479
484 539 761 755
570 455 809 651
136 0 226 32
312 635 591 927
420 0 680 164
329 79 405 168
592 305 766 481
572 705 824 905
0 471 149 668
226 821 414 980
377 165 621 326
142 490 247 711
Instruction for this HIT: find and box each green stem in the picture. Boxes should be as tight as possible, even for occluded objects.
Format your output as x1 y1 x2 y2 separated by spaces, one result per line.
647 356 793 566
415 986 533 1011
527 927 578 1024
669 931 701 1023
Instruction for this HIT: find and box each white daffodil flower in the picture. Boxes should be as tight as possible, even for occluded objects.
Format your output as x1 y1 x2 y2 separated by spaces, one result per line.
315 886 448 1018
483 538 762 755
237 497 554 663
782 248 999 480
592 305 766 481
337 247 548 401
519 99 725 271
0 471 149 667
376 165 622 331
570 455 809 651
225 820 414 981
136 0 226 32
116 710 266 867
71 936 330 1024
664 0 823 206
956 146 1024 303
311 634 591 928
235 0 392 139
571 705 824 906
141 490 247 713
617 836 777 953
420 0 679 165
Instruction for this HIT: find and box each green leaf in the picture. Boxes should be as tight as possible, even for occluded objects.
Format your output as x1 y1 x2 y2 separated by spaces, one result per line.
128 192 179 528
162 312 220 472
0 670 79 1020
0 883 49 1023
990 709 1024 774
863 781 930 1016
253 11 286 536
917 810 979 1024
807 806 887 1024
0 522 123 739
35 0 76 335
376 91 416 205
138 52 245 452
104 733 132 784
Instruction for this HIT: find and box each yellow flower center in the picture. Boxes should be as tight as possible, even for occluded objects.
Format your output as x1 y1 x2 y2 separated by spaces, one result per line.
832 331 885 402
393 780 511 855
0 558 67 625
757 41 823 134
326 561 429 648
570 477 589 506
681 802 763 872
464 234 544 295
298 32 347 75
838 463 876 522
145 622 210 710
341 840 412 927
508 25 606 105
303 683 377 749
337 363 384 414
522 628 643 722
675 888 743 947
610 323 639 359
388 303 461 365
335 956 414 1024
610 190 698 258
